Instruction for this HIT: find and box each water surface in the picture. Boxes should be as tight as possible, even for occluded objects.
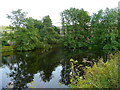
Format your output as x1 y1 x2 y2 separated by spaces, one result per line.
1 48 108 88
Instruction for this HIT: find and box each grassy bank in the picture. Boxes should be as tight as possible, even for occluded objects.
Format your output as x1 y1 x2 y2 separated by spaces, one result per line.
70 52 119 88
0 26 11 30
1 44 61 53
0 46 14 52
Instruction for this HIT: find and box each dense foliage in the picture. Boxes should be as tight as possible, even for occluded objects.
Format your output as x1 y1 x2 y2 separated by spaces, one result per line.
70 52 119 88
1 7 119 89
61 8 119 50
2 9 60 51
90 8 119 50
61 8 90 49
1 7 120 51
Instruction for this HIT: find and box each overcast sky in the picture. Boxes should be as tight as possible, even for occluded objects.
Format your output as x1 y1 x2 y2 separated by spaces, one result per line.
0 0 119 26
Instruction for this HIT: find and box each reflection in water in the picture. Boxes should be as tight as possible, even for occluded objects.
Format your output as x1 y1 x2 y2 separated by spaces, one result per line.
1 48 109 88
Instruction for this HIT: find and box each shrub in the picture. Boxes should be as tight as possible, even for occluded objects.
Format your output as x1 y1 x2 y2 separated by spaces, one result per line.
70 52 119 88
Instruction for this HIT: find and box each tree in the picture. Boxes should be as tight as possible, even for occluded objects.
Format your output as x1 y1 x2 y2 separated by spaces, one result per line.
61 8 90 49
61 7 119 50
118 7 120 49
43 15 52 27
30 18 44 30
7 9 27 30
53 26 60 34
6 9 42 51
33 15 61 45
90 8 119 50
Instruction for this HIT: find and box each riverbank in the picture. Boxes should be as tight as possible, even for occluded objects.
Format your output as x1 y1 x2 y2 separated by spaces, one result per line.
70 52 119 88
1 44 63 56
0 46 14 52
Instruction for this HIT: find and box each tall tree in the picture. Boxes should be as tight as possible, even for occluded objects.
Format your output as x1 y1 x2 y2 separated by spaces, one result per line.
6 9 42 51
90 8 119 50
43 15 52 27
61 8 90 48
7 9 27 30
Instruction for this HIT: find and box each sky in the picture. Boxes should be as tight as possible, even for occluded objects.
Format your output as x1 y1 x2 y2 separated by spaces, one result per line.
0 0 119 26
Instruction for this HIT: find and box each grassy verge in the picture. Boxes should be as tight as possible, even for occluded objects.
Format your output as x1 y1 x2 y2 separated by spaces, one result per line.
70 52 119 88
0 46 14 52
0 26 11 30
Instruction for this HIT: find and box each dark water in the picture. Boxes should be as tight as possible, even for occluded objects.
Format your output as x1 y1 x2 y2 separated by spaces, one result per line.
1 48 109 88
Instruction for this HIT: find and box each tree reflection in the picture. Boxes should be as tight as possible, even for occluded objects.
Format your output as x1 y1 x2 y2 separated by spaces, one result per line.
59 49 108 85
2 48 110 88
2 48 64 88
3 53 36 88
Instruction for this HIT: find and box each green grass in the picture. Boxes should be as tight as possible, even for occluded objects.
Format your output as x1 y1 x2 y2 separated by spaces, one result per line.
0 26 12 31
0 46 14 52
0 26 12 34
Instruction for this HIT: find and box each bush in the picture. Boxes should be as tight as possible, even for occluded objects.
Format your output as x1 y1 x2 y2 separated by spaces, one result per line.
70 52 119 88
